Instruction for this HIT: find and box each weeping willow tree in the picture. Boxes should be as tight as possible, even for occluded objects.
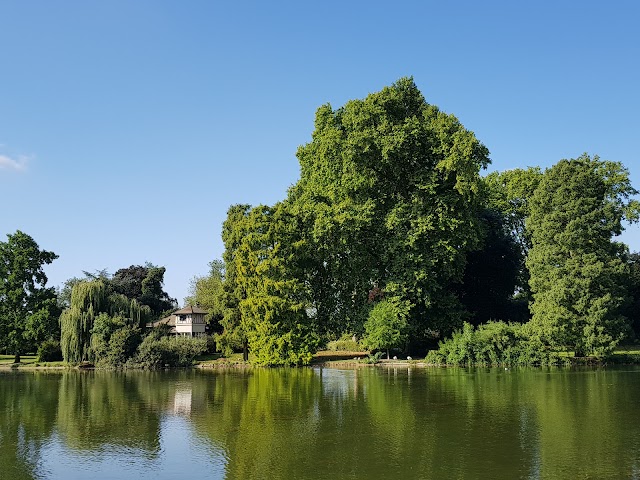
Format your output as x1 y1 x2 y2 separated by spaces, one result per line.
60 280 152 363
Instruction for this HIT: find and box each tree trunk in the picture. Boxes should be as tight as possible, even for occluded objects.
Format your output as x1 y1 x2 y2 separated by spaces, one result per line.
14 353 20 364
243 342 249 362
387 349 390 360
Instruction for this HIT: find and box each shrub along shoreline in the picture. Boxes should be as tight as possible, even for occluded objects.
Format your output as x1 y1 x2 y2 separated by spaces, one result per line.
3 346 640 370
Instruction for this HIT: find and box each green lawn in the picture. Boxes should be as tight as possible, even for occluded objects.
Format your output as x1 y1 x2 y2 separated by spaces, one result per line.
0 354 37 365
195 352 246 366
614 345 640 355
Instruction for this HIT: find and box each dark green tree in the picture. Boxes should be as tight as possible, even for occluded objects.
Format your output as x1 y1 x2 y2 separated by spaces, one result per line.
526 155 639 356
111 264 176 317
456 208 525 324
623 252 640 338
0 230 59 362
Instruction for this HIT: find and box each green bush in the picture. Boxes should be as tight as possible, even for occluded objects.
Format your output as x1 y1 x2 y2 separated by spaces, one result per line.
426 321 567 366
363 297 410 358
90 313 142 367
130 335 208 369
103 326 141 366
37 339 63 362
327 333 362 352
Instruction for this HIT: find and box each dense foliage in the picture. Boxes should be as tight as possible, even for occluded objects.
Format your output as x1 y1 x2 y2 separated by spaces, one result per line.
59 280 152 363
208 80 640 365
526 155 638 356
289 77 489 346
363 297 410 359
4 81 640 368
214 77 494 365
426 322 565 366
129 333 208 369
110 264 177 317
0 231 60 362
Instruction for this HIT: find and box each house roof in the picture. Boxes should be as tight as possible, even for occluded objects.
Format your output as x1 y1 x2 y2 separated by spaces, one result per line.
148 315 176 328
173 306 208 315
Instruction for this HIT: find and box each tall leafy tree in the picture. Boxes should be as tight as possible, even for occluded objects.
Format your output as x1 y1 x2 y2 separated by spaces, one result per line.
231 204 317 366
0 231 59 362
526 155 639 356
288 77 490 345
217 204 251 359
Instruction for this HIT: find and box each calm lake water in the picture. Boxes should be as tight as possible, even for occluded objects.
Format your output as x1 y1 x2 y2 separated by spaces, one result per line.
2 366 640 479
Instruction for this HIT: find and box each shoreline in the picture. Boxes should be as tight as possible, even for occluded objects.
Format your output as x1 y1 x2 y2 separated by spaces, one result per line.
3 349 640 371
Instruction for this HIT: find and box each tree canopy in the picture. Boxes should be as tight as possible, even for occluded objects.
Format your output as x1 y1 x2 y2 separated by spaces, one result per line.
286 77 490 347
111 264 177 317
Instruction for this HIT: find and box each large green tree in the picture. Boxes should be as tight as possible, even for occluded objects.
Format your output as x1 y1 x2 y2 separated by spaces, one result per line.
526 155 639 356
288 77 490 345
230 204 317 366
0 231 59 362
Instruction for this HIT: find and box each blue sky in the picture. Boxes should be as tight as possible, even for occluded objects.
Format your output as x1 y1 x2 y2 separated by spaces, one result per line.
1 1 639 304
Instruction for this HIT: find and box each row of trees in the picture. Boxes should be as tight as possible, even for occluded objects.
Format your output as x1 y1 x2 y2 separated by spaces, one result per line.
3 78 639 366
0 235 187 364
188 78 640 365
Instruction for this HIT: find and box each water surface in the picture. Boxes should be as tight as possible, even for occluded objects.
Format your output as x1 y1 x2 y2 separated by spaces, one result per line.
2 366 639 479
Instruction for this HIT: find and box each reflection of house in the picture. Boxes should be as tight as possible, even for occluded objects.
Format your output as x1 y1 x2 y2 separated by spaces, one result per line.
148 306 208 337
174 388 192 415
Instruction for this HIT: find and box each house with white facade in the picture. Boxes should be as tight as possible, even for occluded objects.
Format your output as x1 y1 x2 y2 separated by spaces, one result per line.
148 306 208 337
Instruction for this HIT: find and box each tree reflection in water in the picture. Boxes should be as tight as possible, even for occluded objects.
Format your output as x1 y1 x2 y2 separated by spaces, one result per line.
2 368 640 479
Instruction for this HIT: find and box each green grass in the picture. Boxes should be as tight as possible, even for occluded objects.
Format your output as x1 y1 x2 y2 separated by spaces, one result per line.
195 353 224 362
614 345 640 355
0 354 37 365
195 352 247 366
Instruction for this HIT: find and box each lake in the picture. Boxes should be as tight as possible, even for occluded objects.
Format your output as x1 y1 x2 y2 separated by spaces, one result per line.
1 366 640 479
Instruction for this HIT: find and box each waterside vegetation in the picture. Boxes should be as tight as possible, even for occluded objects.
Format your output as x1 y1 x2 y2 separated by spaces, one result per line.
2 78 640 368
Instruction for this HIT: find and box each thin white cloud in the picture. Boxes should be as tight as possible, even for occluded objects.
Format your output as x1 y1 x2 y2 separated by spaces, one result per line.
0 154 29 172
